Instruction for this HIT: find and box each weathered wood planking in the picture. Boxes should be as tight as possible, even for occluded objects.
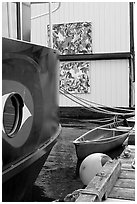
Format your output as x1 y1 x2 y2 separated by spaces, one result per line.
104 198 132 202
114 178 135 189
108 187 135 200
119 169 135 179
75 160 121 202
108 145 135 201
75 145 135 202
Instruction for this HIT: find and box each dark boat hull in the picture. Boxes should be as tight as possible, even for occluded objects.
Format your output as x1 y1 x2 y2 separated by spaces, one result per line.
2 37 61 201
2 124 61 201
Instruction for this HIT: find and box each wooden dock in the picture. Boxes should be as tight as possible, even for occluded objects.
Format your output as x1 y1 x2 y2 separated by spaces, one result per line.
108 145 135 201
75 145 135 202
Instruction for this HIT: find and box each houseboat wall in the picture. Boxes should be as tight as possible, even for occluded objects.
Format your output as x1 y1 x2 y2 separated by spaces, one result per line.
59 59 129 107
31 2 130 53
31 2 132 108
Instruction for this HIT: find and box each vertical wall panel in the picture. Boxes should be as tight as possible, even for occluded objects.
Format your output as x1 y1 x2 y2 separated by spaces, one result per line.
2 3 9 37
31 2 130 52
2 2 17 39
31 2 130 107
59 60 129 107
31 3 49 45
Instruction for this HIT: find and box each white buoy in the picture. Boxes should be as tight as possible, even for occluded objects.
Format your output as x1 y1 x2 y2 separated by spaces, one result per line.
79 153 112 185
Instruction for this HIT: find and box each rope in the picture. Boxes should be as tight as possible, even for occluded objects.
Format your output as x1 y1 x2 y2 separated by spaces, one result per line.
60 88 134 116
60 87 134 113
86 117 115 124
60 88 109 113
64 188 102 202
74 95 133 112
60 89 116 116
60 88 111 114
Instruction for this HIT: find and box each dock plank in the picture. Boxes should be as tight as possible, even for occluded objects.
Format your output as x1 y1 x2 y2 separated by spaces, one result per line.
108 145 135 201
108 187 135 200
104 198 132 202
75 145 135 202
120 163 134 169
119 169 135 179
114 178 135 189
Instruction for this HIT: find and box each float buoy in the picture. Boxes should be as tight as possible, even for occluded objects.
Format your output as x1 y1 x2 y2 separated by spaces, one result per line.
79 153 112 185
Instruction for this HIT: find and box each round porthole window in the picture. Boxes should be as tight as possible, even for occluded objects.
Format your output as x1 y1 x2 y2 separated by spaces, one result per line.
3 93 23 137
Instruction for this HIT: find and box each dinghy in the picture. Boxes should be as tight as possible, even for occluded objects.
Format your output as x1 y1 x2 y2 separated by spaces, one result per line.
73 122 133 160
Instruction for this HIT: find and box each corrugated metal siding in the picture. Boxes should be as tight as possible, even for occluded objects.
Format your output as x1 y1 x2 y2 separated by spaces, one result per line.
31 2 130 107
59 59 129 107
31 2 130 52
2 3 9 37
2 2 17 38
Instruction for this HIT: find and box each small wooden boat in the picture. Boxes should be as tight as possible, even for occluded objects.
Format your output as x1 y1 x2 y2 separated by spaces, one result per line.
73 122 132 160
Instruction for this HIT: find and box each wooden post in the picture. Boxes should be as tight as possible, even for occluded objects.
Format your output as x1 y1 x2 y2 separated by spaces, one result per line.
75 160 121 202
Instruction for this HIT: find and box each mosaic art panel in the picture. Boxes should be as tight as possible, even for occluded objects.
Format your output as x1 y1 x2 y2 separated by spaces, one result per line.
48 22 92 55
60 61 90 94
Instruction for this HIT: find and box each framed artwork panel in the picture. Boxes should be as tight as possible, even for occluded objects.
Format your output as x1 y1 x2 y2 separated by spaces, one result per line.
48 22 92 55
60 61 90 94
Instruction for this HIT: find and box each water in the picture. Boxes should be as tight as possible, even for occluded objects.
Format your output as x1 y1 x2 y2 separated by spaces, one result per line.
31 121 127 201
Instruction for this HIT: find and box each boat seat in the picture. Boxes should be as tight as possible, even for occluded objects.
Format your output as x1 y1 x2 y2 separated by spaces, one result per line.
99 127 130 132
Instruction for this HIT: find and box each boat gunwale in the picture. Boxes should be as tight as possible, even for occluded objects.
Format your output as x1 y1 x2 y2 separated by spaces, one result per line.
73 131 129 145
73 120 125 144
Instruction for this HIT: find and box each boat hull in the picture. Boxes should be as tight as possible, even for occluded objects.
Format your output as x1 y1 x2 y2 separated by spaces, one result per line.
2 37 61 201
2 124 61 201
74 132 128 160
73 121 131 160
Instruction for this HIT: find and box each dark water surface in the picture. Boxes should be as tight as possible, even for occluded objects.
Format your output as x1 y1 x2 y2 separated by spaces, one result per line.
31 121 125 201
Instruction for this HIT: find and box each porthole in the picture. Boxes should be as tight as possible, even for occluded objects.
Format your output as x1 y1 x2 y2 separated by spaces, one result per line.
3 93 23 137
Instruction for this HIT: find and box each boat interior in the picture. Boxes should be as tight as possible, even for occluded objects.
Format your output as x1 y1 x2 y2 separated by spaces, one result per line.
74 128 129 143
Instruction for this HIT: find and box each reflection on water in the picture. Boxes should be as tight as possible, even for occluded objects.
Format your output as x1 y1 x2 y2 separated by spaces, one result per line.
32 185 54 202
33 123 127 201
